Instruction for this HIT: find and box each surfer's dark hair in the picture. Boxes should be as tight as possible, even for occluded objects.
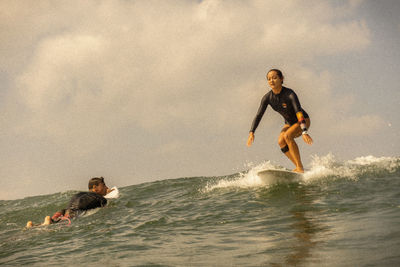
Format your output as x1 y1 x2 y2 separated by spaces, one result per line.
267 69 284 81
88 177 105 190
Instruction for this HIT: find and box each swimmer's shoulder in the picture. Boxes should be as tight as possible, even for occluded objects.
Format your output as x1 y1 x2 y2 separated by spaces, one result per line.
261 90 273 103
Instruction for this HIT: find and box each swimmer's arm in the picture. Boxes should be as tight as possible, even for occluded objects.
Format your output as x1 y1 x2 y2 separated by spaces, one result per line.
248 94 269 146
107 188 114 194
288 92 307 131
247 132 255 147
288 91 303 117
296 111 307 134
302 132 313 145
296 111 313 145
289 92 313 145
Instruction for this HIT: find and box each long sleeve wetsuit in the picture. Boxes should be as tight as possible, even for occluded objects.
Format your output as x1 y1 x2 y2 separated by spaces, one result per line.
65 192 107 218
250 86 309 133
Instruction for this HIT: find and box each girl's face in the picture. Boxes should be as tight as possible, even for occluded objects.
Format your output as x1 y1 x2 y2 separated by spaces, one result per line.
267 71 283 90
93 182 109 196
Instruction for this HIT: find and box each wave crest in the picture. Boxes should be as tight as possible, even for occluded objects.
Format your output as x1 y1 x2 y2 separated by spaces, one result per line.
202 154 400 192
304 154 400 182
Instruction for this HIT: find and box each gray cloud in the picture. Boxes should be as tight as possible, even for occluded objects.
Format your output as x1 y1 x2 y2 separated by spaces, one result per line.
0 0 387 199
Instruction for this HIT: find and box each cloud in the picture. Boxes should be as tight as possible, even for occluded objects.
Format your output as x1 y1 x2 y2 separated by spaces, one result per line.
336 115 385 136
1 0 376 198
277 66 385 139
12 0 371 132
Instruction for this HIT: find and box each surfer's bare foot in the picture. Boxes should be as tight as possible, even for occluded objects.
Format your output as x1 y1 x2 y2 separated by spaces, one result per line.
26 221 33 228
42 216 51 225
292 167 304 173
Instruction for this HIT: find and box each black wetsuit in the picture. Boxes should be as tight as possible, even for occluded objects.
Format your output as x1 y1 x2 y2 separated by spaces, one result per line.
250 86 309 133
65 192 107 218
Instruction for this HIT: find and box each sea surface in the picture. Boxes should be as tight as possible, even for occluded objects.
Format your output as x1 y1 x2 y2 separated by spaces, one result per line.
1 155 400 266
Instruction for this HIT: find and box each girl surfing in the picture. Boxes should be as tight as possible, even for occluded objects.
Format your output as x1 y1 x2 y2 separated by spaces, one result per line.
247 69 313 173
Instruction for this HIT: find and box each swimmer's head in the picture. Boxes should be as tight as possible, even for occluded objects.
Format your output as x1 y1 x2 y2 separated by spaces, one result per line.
267 69 284 81
88 177 105 190
88 177 109 196
267 69 284 89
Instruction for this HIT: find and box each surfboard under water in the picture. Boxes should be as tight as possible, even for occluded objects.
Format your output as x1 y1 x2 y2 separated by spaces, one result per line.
257 169 303 185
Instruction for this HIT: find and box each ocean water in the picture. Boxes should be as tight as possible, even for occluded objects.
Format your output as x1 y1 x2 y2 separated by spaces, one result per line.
1 154 399 266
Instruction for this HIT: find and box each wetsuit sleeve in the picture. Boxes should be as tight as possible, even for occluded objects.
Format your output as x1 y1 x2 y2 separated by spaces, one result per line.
288 90 302 114
250 94 269 133
67 192 107 211
288 91 307 132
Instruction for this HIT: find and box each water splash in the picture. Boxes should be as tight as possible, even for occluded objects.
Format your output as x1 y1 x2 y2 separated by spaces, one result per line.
203 154 400 192
202 161 284 192
303 154 400 182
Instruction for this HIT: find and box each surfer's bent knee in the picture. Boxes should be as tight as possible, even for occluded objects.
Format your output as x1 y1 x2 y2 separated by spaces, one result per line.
283 132 295 143
278 134 286 147
281 145 289 153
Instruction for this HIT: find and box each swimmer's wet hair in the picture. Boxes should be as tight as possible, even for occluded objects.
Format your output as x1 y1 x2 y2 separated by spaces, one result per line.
88 177 105 190
267 69 284 81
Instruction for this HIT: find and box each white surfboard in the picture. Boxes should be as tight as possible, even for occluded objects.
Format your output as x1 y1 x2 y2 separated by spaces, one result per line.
105 186 120 199
257 169 303 185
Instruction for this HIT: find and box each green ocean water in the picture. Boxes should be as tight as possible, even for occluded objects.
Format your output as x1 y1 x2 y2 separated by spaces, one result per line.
1 155 400 266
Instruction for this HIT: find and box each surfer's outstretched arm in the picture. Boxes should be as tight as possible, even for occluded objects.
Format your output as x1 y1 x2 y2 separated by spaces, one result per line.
288 92 313 146
302 131 313 145
247 132 255 147
296 111 313 145
247 94 269 147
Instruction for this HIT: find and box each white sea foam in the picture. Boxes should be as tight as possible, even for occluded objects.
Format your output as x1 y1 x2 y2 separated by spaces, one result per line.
202 161 284 192
349 155 400 172
303 154 400 183
302 153 356 182
203 154 400 192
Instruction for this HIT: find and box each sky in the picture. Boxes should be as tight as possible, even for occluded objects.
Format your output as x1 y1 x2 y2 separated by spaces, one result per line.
1 0 399 200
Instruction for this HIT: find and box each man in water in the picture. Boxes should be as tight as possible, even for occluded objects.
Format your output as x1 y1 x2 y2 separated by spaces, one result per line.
26 177 113 228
